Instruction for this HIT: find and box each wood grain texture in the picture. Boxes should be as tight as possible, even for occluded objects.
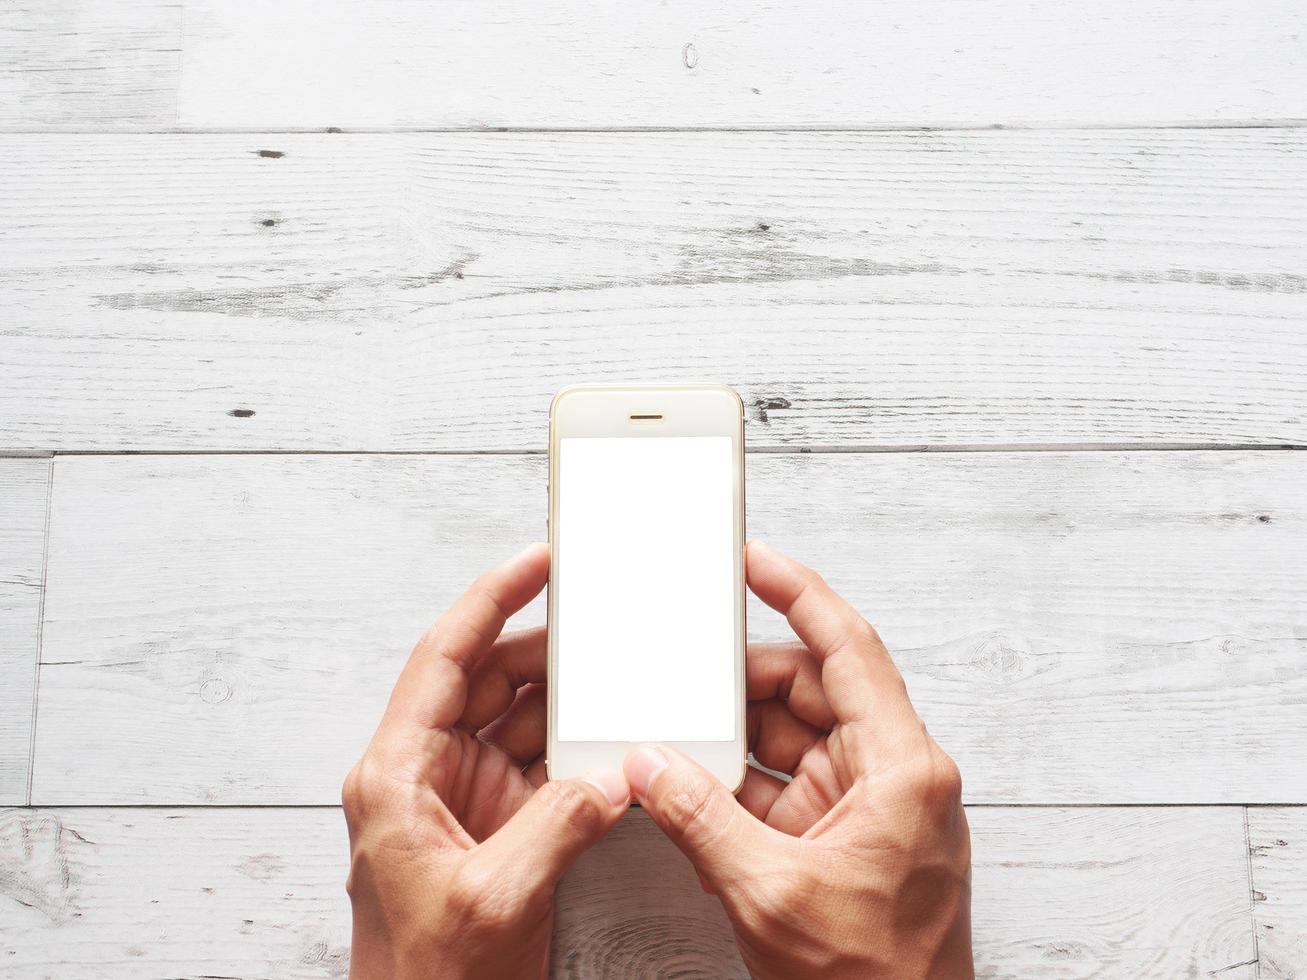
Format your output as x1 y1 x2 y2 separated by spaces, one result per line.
31 450 1307 805
559 807 1256 979
0 805 1254 978
5 0 1306 131
1248 808 1307 979
0 807 351 978
0 1 181 131
174 0 1307 129
0 459 49 804
2 131 1305 452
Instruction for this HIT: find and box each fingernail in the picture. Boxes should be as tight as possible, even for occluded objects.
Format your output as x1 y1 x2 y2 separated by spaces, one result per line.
623 745 669 797
582 768 630 807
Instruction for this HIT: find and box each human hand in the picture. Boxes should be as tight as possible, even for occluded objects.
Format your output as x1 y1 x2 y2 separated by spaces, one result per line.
624 541 973 979
343 544 630 980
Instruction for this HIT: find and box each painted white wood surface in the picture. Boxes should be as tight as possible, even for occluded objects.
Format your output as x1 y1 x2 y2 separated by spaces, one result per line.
0 805 1255 979
0 460 48 804
0 807 352 979
176 0 1307 130
31 450 1306 805
1249 808 1307 979
3 131 1305 453
0 1 181 131
128 0 1307 130
177 0 1307 129
4 1 1306 132
3 1 1304 973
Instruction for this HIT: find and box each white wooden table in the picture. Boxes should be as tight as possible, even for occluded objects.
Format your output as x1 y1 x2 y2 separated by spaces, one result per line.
2 2 1305 976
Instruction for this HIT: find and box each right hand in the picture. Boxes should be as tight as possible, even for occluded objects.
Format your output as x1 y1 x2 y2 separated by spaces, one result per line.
623 541 974 979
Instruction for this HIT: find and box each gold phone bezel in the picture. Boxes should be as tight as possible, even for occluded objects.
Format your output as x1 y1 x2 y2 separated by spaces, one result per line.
546 383 747 792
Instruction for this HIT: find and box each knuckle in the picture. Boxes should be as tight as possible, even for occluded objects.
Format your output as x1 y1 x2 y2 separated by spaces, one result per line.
341 769 360 812
748 872 801 925
896 745 963 805
933 750 964 799
341 763 370 815
541 780 605 837
343 863 358 898
852 616 880 645
341 755 398 819
661 779 720 847
731 859 816 937
805 567 831 592
446 863 495 922
900 756 938 797
446 859 529 932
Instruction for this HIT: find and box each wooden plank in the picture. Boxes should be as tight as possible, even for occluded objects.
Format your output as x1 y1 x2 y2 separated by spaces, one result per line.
560 807 1255 978
173 0 1307 128
0 1 181 131
4 1 1305 131
31 450 1307 805
0 805 1254 978
2 131 1305 453
0 459 49 804
0 807 351 978
1248 808 1307 978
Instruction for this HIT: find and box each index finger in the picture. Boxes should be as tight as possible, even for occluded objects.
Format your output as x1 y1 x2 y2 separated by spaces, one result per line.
747 642 834 730
745 540 918 737
381 543 550 735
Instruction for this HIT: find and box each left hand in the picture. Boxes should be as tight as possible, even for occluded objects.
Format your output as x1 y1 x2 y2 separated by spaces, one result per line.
343 543 630 980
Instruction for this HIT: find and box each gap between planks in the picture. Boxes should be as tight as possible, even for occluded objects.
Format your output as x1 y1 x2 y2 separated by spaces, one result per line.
23 457 54 807
5 443 1306 461
1242 806 1263 979
2 120 1307 135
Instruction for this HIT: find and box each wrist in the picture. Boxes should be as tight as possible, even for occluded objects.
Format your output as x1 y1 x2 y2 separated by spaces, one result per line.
348 920 432 980
347 927 400 980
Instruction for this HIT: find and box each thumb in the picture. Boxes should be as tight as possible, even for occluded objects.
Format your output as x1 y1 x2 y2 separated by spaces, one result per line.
474 770 629 895
624 745 776 888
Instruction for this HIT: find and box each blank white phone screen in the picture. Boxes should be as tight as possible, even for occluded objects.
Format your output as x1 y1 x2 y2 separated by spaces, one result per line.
557 435 735 742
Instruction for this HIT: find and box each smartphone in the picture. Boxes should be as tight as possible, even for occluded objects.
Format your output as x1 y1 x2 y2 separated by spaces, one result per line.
546 383 747 791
